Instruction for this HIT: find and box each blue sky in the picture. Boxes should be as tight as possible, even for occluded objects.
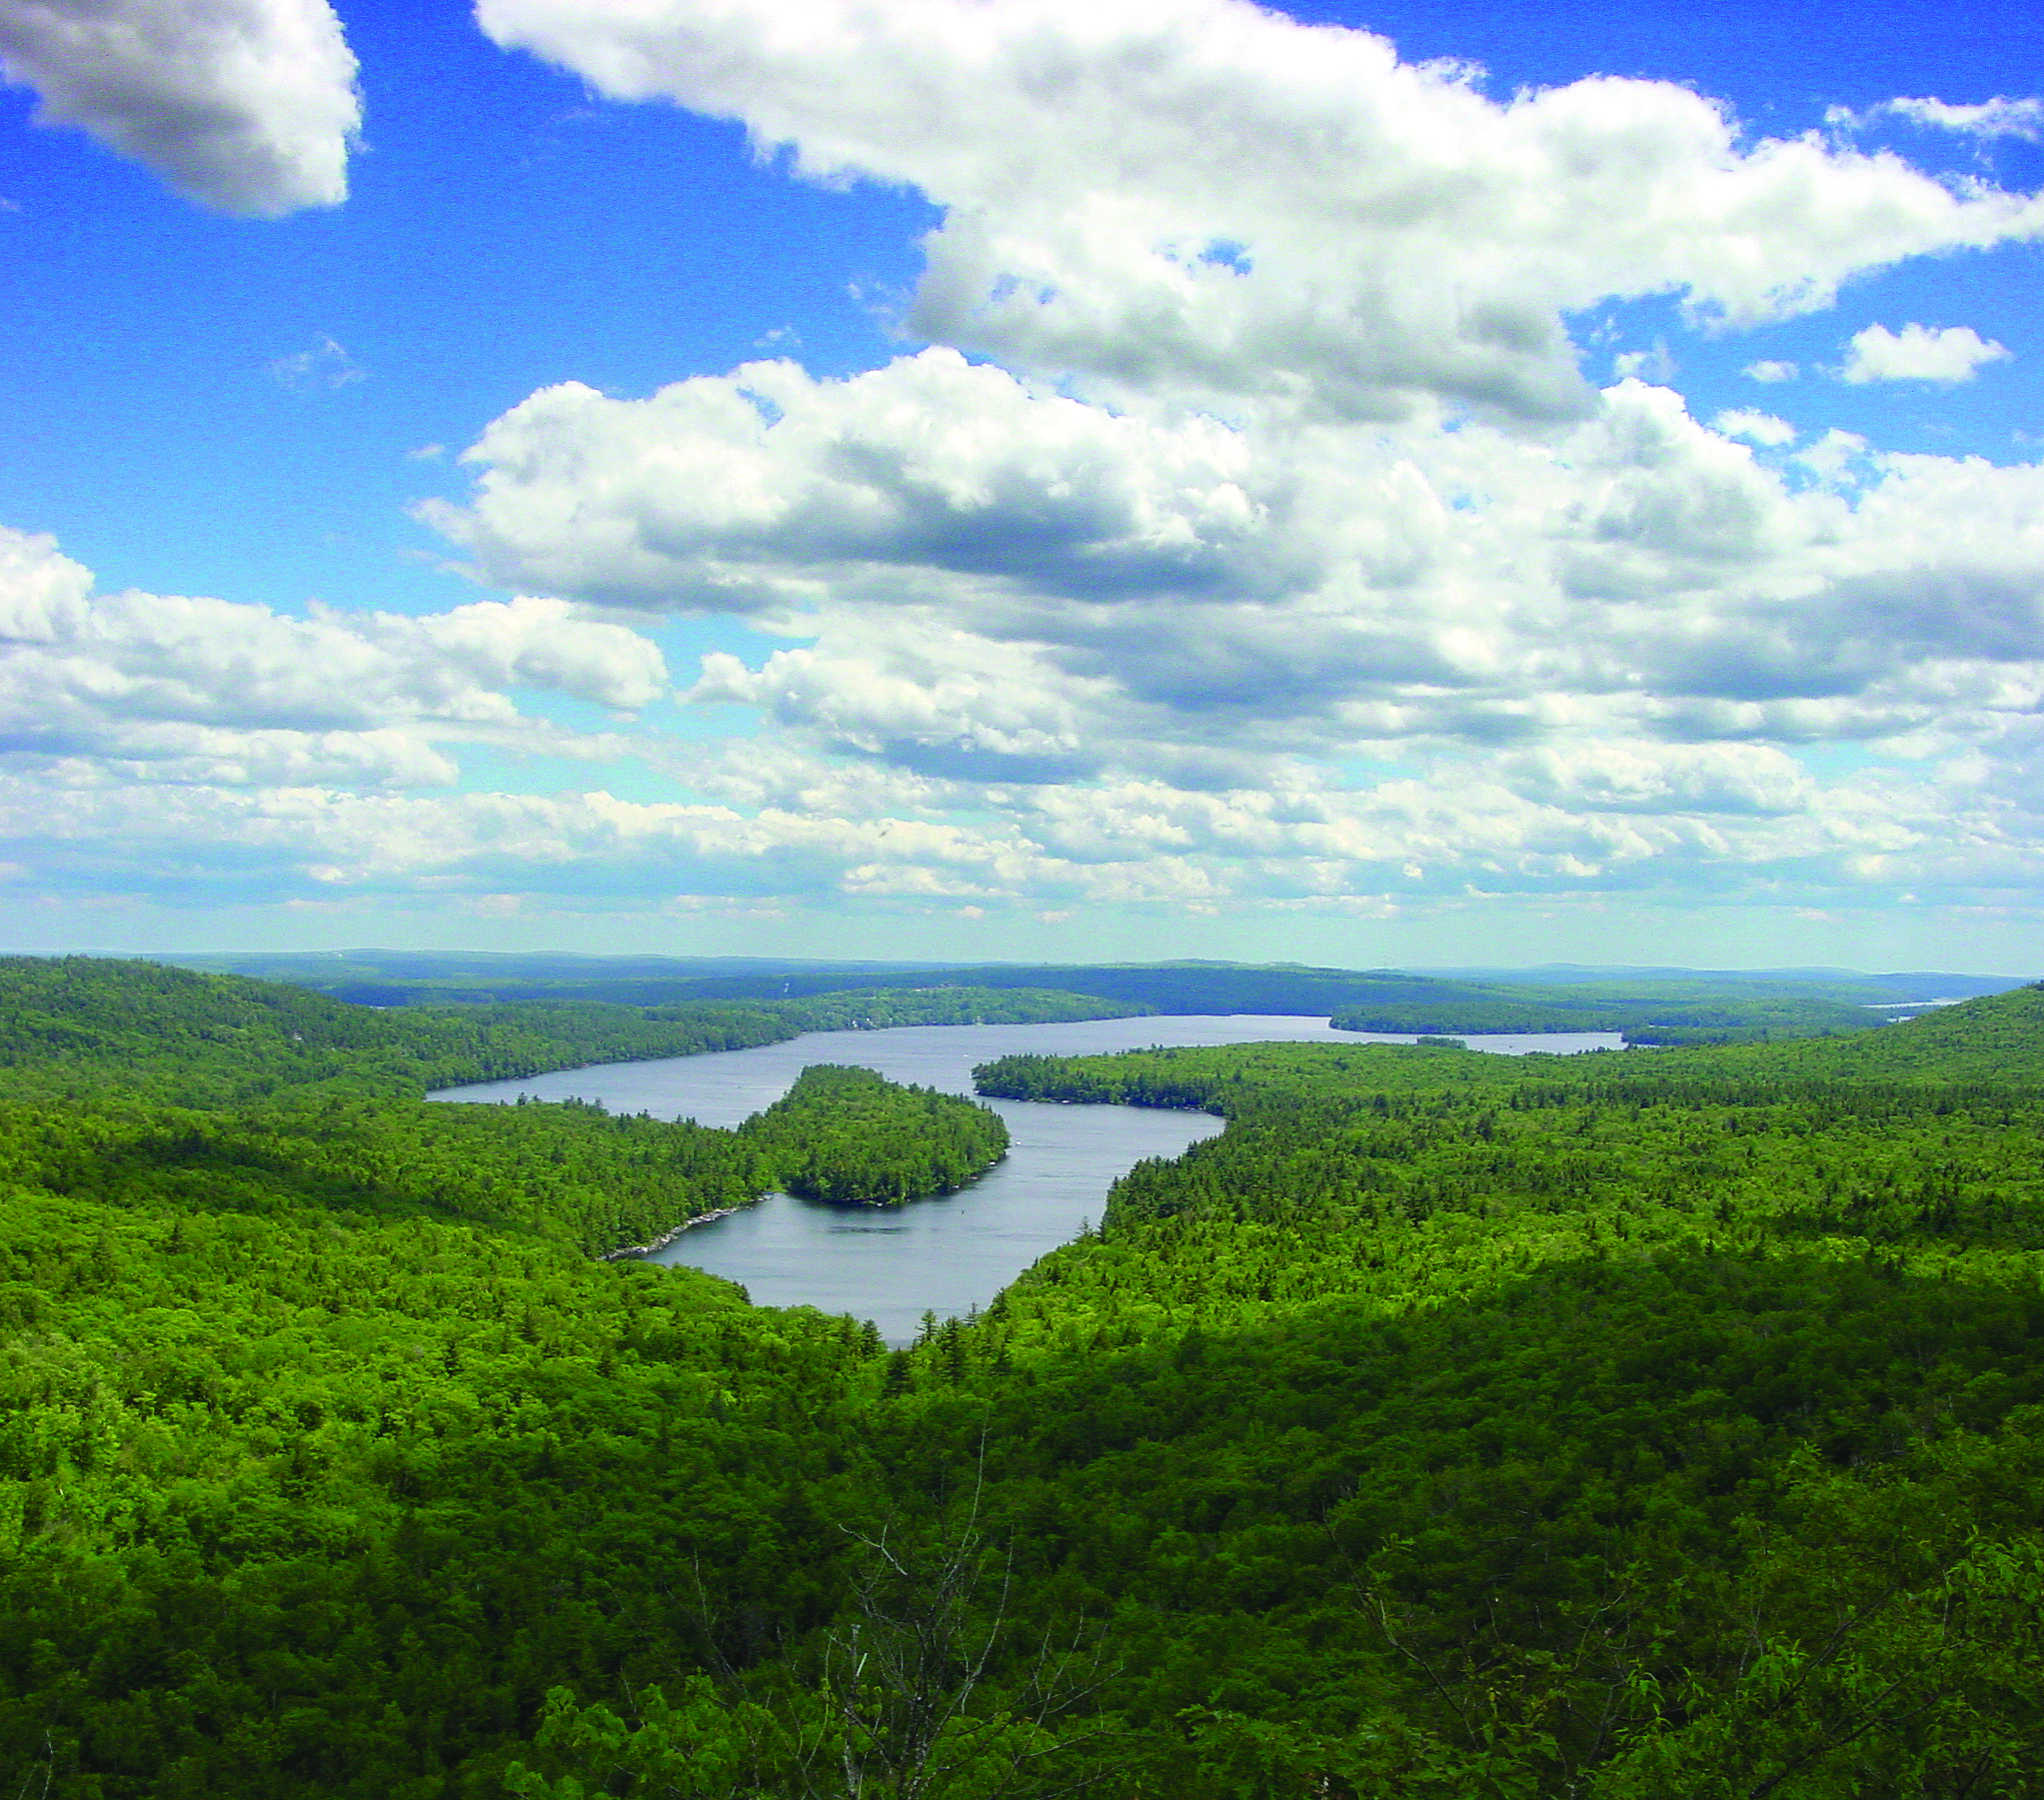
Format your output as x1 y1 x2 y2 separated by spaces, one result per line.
1 0 2041 970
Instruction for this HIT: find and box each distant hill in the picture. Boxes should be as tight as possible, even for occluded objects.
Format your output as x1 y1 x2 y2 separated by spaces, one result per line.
1405 963 2027 1000
151 950 2034 1039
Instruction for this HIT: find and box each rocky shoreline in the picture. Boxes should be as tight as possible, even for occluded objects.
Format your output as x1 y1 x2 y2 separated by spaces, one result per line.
599 1201 754 1260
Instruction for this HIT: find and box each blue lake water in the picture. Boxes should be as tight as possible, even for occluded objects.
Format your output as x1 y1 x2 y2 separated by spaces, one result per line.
433 1015 1622 1343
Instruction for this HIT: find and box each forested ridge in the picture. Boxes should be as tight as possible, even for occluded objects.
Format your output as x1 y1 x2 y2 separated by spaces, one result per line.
3 959 2043 1796
0 956 1148 1109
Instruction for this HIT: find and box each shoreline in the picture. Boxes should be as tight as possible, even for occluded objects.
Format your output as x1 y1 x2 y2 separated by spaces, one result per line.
596 1150 1010 1256
599 1199 759 1260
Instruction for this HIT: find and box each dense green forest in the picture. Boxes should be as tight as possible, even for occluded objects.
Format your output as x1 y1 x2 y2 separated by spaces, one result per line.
742 1066 1010 1205
3 958 2043 1795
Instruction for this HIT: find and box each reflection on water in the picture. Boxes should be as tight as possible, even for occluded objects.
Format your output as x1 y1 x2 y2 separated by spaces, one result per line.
433 1015 1622 1343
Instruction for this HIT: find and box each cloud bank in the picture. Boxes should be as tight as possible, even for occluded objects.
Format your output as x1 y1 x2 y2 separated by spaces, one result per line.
0 527 663 791
7 0 2043 945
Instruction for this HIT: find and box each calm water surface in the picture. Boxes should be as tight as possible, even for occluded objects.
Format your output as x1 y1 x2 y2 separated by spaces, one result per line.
433 1016 1621 1342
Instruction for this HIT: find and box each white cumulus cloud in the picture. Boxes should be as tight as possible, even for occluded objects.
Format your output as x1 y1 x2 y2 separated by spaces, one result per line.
0 0 360 216
1840 323 2012 384
424 349 1264 614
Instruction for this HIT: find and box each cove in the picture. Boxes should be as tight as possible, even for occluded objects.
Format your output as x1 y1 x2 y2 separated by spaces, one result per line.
433 1015 1621 1343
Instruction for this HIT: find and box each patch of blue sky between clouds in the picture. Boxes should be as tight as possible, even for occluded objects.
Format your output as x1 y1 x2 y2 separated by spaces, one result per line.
1787 743 1897 780
444 744 699 808
1329 756 1429 788
0 0 939 619
1575 258 2041 467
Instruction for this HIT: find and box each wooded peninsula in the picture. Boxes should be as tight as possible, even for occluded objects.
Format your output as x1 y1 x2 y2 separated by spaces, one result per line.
3 953 2041 1797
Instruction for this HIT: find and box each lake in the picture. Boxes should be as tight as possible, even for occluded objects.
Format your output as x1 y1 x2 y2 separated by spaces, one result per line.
432 1015 1622 1343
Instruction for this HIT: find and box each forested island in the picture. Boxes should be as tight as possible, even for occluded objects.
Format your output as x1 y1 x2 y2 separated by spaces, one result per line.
2 954 2042 1795
744 1064 1010 1204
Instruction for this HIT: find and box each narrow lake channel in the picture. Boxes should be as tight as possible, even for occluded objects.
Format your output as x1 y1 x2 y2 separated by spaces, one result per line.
433 1015 1622 1343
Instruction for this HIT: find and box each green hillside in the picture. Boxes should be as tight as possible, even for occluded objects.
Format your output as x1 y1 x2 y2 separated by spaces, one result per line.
2 959 2042 1796
1698 981 2044 1082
